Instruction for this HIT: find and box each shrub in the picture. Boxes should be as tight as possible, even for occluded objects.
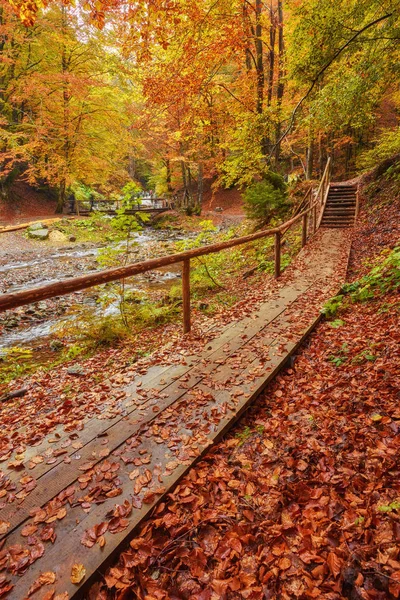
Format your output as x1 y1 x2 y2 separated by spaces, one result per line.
243 173 288 225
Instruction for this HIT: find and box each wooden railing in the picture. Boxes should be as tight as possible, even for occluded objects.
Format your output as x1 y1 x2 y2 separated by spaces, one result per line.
0 160 331 333
315 157 332 229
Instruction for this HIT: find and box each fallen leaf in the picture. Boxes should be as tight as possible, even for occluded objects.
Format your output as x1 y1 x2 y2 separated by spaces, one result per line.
70 563 86 584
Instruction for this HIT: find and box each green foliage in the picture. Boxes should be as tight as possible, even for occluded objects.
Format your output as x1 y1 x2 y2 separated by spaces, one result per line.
323 246 400 318
328 343 349 367
329 319 345 328
76 316 133 348
176 220 218 250
377 500 400 513
175 220 226 292
352 349 376 364
243 174 288 225
0 347 34 384
71 182 103 208
121 181 142 202
152 214 181 231
359 129 400 170
236 426 253 446
63 344 86 360
342 246 400 299
111 207 145 234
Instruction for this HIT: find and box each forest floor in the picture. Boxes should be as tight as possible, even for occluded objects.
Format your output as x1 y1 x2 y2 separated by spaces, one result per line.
86 177 400 600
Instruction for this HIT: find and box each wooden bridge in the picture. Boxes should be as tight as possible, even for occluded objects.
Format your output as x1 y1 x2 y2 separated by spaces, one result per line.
0 162 359 599
71 197 174 216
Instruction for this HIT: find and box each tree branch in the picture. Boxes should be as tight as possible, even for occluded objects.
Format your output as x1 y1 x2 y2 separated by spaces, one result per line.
269 12 393 159
217 83 256 113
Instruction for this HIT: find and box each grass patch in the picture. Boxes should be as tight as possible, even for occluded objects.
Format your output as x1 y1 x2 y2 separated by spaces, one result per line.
323 245 400 318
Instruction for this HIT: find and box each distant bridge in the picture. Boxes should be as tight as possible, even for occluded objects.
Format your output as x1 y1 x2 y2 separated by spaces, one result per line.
69 197 174 216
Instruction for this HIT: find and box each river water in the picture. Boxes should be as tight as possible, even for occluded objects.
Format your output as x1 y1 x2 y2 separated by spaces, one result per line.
0 228 196 359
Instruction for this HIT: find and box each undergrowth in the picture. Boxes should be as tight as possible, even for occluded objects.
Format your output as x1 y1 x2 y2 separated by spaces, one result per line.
323 245 400 318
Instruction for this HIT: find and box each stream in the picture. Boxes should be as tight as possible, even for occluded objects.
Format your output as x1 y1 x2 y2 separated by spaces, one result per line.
0 228 197 364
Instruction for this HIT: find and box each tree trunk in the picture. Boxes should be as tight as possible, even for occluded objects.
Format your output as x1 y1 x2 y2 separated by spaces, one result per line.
255 0 264 116
274 0 285 164
56 179 66 214
166 158 172 193
61 5 71 205
197 162 203 211
267 1 275 108
306 125 314 180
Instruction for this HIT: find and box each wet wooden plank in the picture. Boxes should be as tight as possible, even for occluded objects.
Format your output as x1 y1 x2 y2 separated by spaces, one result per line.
1 285 310 534
4 317 317 600
5 283 301 475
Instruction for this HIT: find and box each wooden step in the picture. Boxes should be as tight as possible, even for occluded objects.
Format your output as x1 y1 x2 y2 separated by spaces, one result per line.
321 220 354 227
324 206 356 211
321 217 354 223
324 211 355 217
323 213 355 221
326 199 355 205
323 213 355 220
329 195 356 198
325 206 355 210
330 185 357 191
321 224 353 228
327 197 356 201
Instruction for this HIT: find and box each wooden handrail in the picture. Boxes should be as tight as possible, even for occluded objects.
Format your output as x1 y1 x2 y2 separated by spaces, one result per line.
0 161 331 331
316 177 331 230
291 185 313 219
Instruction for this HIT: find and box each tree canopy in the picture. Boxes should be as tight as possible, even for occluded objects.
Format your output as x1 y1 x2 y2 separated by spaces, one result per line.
2 0 399 211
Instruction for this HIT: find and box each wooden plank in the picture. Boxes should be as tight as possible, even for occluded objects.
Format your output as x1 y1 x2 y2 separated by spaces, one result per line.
3 316 320 600
302 213 307 247
1 284 310 533
182 259 191 334
3 282 304 484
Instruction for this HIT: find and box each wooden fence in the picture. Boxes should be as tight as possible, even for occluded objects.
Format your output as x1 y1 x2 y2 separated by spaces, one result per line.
0 160 331 333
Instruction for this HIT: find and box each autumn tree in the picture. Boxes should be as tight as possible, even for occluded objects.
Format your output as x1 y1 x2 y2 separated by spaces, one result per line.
1 1 135 211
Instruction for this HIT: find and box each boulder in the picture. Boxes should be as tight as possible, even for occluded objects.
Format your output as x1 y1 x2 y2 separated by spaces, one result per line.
28 222 47 231
49 230 68 243
27 228 49 240
67 366 86 376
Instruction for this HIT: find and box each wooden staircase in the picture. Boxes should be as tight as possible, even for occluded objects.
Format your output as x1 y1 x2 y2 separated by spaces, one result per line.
320 184 357 228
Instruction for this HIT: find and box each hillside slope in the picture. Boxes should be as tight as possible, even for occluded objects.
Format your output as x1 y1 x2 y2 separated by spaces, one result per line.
0 182 56 225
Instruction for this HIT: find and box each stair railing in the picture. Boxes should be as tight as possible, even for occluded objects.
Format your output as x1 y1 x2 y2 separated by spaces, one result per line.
315 157 332 229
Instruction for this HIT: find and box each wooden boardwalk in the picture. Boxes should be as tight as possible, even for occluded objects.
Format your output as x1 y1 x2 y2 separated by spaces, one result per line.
0 228 352 599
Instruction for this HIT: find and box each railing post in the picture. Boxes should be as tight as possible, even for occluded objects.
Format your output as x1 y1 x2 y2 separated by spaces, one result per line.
302 213 307 247
274 231 281 278
355 186 360 219
313 204 317 234
182 259 191 334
